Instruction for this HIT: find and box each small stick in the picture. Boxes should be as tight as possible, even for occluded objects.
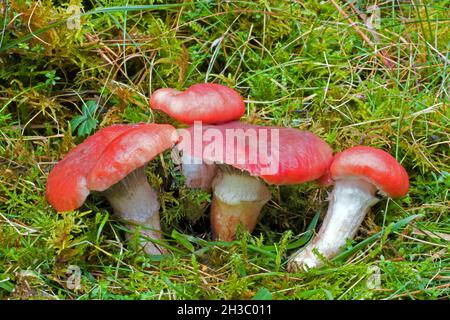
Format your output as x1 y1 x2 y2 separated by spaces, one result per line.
349 2 395 69
330 0 395 69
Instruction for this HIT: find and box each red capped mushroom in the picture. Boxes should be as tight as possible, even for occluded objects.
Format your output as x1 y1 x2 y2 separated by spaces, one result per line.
151 83 245 191
177 121 333 241
288 146 409 272
46 123 178 255
149 83 245 125
176 151 218 192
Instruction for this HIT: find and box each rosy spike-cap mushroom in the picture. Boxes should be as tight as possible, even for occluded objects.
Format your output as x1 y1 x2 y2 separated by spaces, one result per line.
150 83 245 125
176 151 218 192
151 83 246 191
288 146 409 272
177 121 333 241
46 123 178 255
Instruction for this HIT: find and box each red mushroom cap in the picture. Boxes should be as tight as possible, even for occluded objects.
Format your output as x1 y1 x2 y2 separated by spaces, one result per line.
150 83 245 124
46 123 177 212
177 121 333 185
330 146 409 198
88 124 177 191
316 162 334 188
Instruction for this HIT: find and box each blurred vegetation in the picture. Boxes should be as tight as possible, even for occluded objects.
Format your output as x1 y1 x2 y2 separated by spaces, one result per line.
0 0 449 299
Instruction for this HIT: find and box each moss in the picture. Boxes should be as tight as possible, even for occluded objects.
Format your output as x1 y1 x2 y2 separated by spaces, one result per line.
0 0 449 300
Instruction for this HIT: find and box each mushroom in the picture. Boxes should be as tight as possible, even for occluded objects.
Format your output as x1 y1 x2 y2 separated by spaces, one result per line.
176 151 218 192
177 121 333 241
150 83 246 125
151 83 246 191
46 123 178 254
287 146 409 272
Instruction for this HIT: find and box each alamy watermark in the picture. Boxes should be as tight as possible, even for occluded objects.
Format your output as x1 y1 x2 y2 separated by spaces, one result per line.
174 121 280 176
66 5 81 30
66 265 81 290
366 265 381 290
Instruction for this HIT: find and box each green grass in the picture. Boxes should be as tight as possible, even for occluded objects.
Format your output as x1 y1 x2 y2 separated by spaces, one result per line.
0 0 449 300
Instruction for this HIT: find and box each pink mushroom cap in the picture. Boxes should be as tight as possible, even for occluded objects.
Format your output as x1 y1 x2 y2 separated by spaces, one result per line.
46 123 178 212
150 83 245 124
330 146 409 198
177 121 333 186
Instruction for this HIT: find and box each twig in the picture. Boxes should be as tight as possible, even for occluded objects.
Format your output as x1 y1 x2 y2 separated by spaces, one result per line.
330 0 395 69
412 228 450 242
349 2 395 69
390 283 450 299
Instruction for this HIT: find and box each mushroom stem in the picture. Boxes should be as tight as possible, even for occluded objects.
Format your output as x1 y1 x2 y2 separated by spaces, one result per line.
179 151 218 192
101 167 165 255
210 171 271 241
288 179 379 272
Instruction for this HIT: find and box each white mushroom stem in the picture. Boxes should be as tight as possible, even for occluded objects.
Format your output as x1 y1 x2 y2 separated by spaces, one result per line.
179 152 218 192
288 179 380 272
210 171 271 241
101 167 164 255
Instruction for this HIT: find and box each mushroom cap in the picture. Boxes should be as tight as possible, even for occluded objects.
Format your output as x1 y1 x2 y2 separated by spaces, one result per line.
149 83 245 124
177 121 333 185
46 123 177 212
316 164 334 188
330 146 409 198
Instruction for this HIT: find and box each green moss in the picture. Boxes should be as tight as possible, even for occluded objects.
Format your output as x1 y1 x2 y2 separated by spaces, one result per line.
0 0 449 300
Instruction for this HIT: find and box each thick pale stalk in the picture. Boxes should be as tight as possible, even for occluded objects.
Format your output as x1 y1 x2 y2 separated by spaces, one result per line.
180 152 217 192
102 167 165 255
211 172 271 241
288 179 379 272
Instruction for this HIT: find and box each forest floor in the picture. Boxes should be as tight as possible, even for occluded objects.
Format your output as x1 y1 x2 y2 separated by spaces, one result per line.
0 0 449 299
